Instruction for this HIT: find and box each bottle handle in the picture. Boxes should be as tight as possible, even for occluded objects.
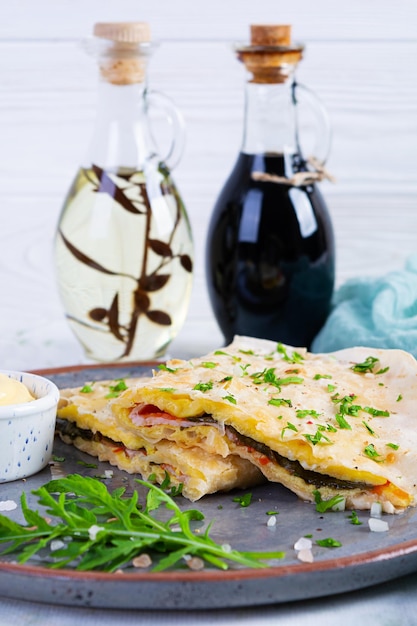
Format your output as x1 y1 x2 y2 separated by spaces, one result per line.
145 90 186 170
292 81 332 166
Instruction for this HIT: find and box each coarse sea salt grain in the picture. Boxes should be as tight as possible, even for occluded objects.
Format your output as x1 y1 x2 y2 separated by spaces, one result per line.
266 516 277 528
370 502 382 518
368 518 389 532
297 549 314 563
294 537 312 551
0 500 17 512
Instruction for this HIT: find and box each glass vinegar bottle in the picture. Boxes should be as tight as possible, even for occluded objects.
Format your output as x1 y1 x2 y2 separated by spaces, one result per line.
206 24 335 349
55 22 193 362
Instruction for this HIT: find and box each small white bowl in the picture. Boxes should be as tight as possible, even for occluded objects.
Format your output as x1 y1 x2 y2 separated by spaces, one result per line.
0 370 60 482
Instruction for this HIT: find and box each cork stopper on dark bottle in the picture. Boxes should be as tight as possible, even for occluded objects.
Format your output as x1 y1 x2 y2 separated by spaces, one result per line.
250 24 292 47
236 24 304 84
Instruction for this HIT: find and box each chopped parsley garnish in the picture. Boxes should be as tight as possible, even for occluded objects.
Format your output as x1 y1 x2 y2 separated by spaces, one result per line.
105 379 128 398
76 460 98 469
397 394 403 402
201 361 217 369
158 387 176 393
362 421 376 435
351 356 379 373
233 492 252 507
313 374 332 380
239 349 255 356
281 422 298 438
251 368 303 390
158 364 178 373
80 383 94 393
193 381 213 392
335 413 351 429
363 407 390 417
313 490 345 513
268 397 292 407
276 343 304 364
316 537 342 548
348 510 362 525
364 443 381 460
223 394 237 405
219 375 233 383
386 443 399 450
214 350 228 356
326 424 338 433
332 393 389 427
327 384 336 393
303 426 332 445
331 394 360 416
296 409 322 419
351 356 389 375
52 455 65 462
276 375 304 386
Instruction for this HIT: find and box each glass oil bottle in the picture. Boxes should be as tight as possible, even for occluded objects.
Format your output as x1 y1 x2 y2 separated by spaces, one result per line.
55 22 193 362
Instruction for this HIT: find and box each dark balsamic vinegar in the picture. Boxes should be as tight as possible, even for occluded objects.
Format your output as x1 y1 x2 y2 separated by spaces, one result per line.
205 153 335 348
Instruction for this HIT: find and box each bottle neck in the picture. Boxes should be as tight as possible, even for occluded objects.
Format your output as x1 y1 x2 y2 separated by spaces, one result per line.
86 78 156 171
241 78 299 159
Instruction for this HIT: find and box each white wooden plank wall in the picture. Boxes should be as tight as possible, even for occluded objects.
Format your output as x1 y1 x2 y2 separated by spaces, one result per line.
0 0 416 368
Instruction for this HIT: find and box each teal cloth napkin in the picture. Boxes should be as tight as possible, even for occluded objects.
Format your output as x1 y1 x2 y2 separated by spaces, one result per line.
311 256 417 357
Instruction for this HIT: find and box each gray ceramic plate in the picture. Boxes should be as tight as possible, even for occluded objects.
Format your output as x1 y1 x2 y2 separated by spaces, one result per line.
0 363 417 610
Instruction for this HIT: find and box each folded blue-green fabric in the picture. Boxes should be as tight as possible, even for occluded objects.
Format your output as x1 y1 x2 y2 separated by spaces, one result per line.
311 255 417 358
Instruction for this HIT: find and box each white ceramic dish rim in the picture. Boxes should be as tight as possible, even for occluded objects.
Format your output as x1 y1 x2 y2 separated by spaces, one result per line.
0 369 60 419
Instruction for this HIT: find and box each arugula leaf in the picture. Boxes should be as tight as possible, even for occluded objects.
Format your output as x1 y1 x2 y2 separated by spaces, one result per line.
0 475 285 572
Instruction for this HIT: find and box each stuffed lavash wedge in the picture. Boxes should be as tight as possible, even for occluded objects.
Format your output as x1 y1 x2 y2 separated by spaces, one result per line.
111 336 417 513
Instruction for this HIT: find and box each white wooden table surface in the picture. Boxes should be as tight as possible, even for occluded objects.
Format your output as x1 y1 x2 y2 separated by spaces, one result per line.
1 0 417 623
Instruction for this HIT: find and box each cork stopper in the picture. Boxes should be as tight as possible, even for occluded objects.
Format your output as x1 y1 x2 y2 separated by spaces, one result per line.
93 22 151 44
250 24 292 47
235 24 304 84
93 22 153 85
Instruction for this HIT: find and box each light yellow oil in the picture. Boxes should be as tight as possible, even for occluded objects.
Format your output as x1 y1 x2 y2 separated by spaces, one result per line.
54 163 193 362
